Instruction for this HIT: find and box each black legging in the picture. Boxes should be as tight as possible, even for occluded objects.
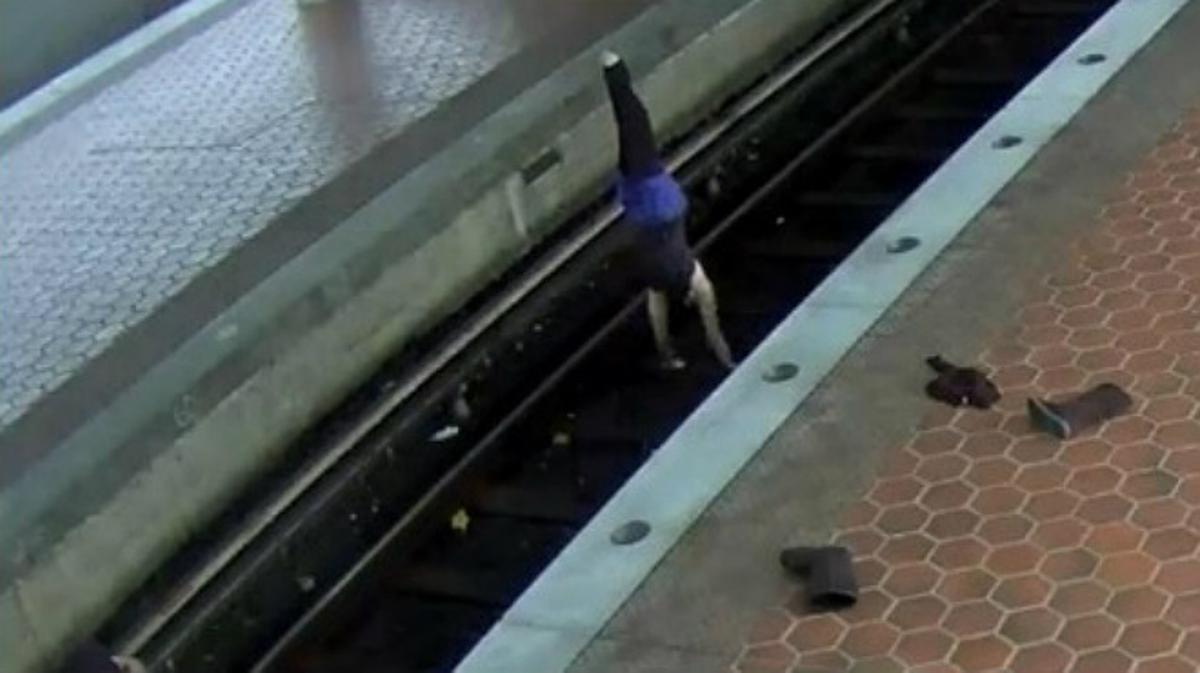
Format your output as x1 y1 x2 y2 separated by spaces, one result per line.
603 60 660 179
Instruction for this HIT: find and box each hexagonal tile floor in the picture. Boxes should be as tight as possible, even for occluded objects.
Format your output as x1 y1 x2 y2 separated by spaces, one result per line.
732 109 1200 672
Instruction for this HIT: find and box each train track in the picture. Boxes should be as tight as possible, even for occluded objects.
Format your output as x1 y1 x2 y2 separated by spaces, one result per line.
105 0 1118 670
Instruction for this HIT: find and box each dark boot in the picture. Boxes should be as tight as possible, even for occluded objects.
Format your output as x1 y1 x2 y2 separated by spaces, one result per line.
779 545 858 610
1027 383 1133 439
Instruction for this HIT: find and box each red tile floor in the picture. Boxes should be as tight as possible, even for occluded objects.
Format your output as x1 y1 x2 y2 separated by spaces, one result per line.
733 110 1200 673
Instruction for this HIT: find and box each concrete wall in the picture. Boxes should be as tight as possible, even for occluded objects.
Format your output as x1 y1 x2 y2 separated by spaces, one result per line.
0 0 184 107
0 0 862 670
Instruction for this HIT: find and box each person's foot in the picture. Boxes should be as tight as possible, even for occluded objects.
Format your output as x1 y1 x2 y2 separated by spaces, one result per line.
600 50 621 68
659 354 687 371
712 344 735 370
112 656 147 673
1027 398 1071 439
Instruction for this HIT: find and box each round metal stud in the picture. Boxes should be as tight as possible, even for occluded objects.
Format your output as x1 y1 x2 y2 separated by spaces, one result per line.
886 236 921 254
611 520 651 545
992 135 1023 150
763 362 800 383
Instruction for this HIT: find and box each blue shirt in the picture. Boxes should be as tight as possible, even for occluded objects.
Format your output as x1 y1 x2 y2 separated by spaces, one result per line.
617 170 694 296
617 170 688 228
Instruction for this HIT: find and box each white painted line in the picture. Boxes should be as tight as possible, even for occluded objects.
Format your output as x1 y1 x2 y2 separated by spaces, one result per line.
455 0 1191 671
0 0 246 149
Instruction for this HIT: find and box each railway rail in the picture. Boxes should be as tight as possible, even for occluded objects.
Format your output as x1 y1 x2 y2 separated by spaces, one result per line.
103 0 1119 670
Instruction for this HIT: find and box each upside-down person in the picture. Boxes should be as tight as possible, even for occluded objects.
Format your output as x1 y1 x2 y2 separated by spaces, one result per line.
601 51 734 370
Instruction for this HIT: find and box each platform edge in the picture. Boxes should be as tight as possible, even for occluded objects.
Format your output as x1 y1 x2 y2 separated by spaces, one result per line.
454 0 1193 671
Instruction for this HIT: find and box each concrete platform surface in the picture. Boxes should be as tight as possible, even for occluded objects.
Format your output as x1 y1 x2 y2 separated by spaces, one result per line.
562 1 1200 672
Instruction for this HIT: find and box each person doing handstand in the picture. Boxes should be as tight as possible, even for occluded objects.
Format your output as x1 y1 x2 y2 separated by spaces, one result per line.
601 51 734 370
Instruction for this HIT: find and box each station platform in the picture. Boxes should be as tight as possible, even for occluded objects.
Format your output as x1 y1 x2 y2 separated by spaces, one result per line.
2 0 636 432
550 1 1200 672
0 0 652 491
0 0 863 670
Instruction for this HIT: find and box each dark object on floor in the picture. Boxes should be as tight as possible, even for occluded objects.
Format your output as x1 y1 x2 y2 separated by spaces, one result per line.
924 355 1001 409
779 545 858 610
1028 382 1133 439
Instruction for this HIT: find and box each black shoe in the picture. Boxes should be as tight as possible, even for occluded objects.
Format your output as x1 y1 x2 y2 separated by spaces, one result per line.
779 546 821 577
1027 383 1132 440
779 545 858 610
